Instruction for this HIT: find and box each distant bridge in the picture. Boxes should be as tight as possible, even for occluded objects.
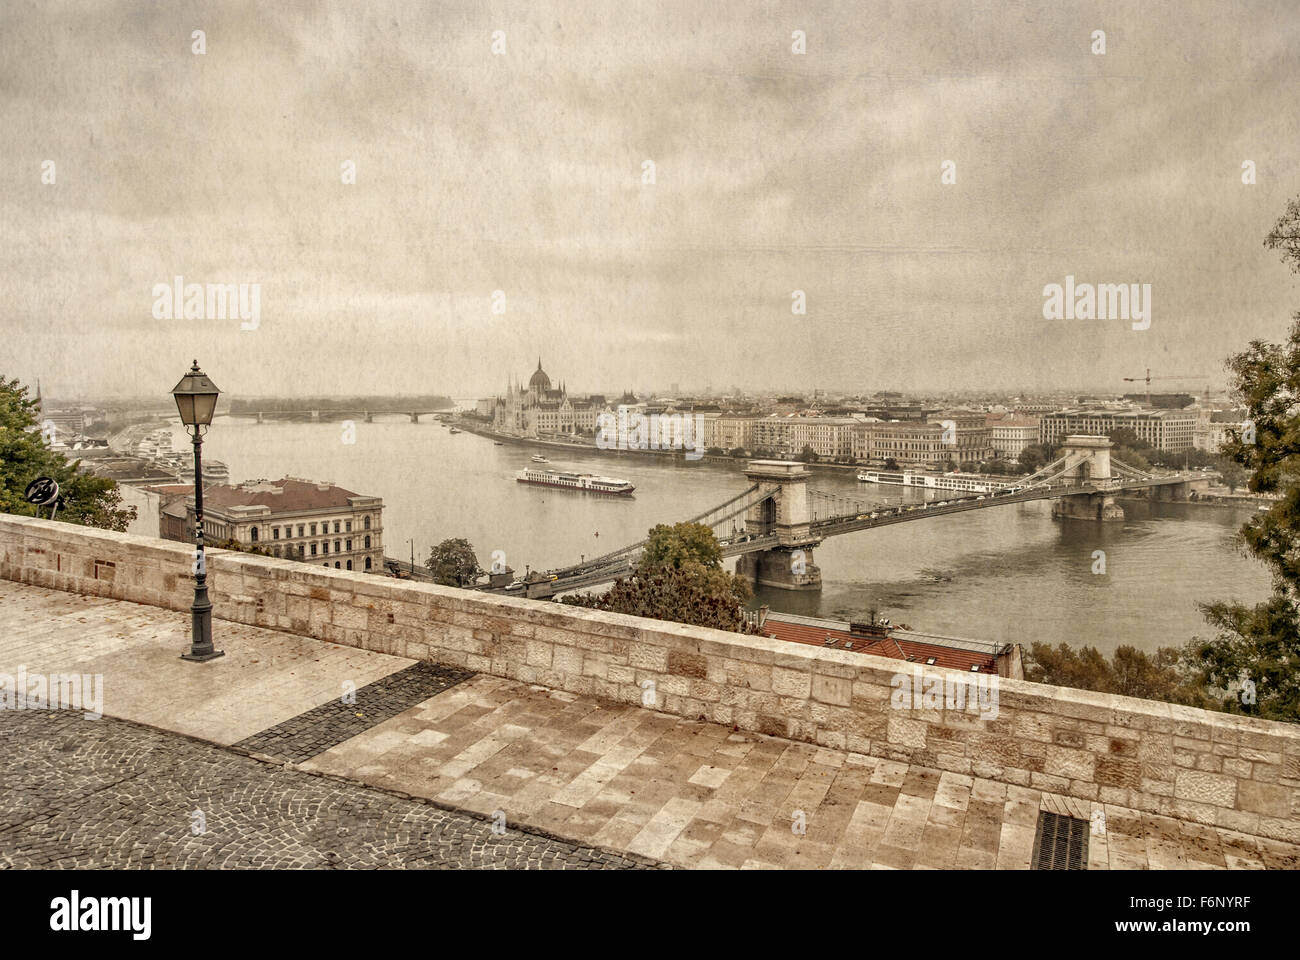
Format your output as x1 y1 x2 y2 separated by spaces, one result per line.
244 408 454 424
489 435 1210 598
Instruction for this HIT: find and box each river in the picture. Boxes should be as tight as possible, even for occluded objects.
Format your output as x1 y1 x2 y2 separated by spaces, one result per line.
119 414 1271 656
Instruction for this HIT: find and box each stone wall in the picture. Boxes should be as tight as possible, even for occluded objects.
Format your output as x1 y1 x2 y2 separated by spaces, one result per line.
2 513 1298 842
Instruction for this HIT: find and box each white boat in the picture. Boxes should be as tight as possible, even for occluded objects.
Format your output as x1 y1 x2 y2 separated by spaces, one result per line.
516 467 634 496
856 470 1011 494
530 454 549 463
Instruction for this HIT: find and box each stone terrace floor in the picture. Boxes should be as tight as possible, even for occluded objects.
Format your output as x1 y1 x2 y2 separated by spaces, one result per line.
2 580 1298 870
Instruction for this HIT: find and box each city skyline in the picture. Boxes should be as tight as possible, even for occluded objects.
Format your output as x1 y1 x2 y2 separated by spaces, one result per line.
3 1 1297 399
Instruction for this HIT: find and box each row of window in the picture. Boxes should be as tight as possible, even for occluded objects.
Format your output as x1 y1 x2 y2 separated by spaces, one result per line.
316 557 370 570
249 515 373 543
268 536 372 558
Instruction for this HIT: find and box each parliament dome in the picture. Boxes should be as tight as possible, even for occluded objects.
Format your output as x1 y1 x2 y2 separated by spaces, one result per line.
529 359 551 393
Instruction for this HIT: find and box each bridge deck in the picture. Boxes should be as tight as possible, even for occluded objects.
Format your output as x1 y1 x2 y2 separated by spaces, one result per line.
487 472 1202 599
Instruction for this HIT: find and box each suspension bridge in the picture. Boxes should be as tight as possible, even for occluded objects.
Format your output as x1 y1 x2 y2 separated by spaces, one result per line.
491 435 1209 598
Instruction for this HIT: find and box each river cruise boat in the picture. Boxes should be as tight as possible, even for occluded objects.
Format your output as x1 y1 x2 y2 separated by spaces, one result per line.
515 467 634 496
856 470 1011 494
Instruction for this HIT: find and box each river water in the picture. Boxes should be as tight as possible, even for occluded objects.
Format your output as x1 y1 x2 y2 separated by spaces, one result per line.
122 414 1270 656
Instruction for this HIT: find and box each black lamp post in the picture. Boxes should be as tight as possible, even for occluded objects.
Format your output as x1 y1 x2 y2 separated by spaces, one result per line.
172 360 224 662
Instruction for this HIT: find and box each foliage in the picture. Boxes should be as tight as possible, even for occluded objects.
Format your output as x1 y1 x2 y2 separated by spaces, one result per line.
425 537 482 586
641 522 723 570
1182 196 1300 723
561 522 754 632
796 444 819 463
559 562 756 633
1016 442 1059 473
0 376 137 532
1186 595 1300 720
1023 642 1212 708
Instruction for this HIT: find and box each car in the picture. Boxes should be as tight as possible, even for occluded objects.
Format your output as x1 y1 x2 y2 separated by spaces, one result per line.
719 539 731 546
976 495 986 500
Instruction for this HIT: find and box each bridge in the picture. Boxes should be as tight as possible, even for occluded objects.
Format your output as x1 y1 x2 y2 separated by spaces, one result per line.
492 435 1209 599
247 409 454 424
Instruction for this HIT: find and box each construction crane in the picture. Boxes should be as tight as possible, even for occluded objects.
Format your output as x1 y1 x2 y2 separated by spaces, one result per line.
1122 368 1206 406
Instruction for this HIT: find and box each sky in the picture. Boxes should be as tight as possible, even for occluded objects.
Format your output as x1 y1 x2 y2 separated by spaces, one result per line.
2 0 1298 400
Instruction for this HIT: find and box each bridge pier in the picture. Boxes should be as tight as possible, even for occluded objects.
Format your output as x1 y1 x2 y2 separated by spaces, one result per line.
1052 492 1125 521
256 411 263 424
310 409 320 422
365 410 373 423
736 546 822 591
409 412 419 423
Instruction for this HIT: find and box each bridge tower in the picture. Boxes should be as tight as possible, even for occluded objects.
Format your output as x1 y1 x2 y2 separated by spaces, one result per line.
256 410 263 424
1051 435 1124 521
735 460 822 590
364 409 373 423
310 409 320 422
409 412 419 423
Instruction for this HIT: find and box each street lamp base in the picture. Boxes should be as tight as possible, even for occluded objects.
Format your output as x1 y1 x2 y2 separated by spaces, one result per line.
180 649 226 662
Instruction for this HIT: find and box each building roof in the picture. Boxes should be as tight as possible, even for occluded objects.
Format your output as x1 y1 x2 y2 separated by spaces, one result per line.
200 478 374 512
761 613 1002 673
529 359 552 393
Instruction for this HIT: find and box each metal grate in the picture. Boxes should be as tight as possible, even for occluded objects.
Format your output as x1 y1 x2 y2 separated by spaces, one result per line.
1031 811 1089 870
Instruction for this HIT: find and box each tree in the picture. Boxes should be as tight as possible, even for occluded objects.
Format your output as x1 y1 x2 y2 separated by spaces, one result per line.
1024 642 1211 708
640 522 722 570
0 376 136 532
1182 196 1300 722
727 447 748 458
561 522 755 632
425 538 482 586
796 444 819 463
560 563 756 633
1017 443 1058 473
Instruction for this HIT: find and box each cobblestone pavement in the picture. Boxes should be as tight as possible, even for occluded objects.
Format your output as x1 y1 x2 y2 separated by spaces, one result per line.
0 709 664 869
234 662 475 763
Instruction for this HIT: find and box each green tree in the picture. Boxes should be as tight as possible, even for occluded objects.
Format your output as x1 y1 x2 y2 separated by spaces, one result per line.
0 376 136 532
425 538 482 586
1182 197 1300 722
1017 443 1058 473
640 522 722 570
562 523 754 632
727 447 747 458
796 444 819 463
1024 642 1211 708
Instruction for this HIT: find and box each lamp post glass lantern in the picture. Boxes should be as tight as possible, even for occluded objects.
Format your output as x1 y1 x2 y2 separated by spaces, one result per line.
172 360 224 662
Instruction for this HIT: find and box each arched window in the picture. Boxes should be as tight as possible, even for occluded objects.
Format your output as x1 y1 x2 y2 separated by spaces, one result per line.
364 535 371 549
250 527 258 542
364 556 372 570
363 516 371 530
346 560 353 570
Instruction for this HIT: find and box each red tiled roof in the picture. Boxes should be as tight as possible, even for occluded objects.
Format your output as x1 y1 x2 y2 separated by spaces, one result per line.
762 618 998 673
200 478 368 511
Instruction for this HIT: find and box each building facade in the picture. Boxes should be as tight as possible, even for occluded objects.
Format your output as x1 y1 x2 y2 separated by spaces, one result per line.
491 359 610 438
161 478 385 573
1039 409 1197 451
987 416 1041 458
